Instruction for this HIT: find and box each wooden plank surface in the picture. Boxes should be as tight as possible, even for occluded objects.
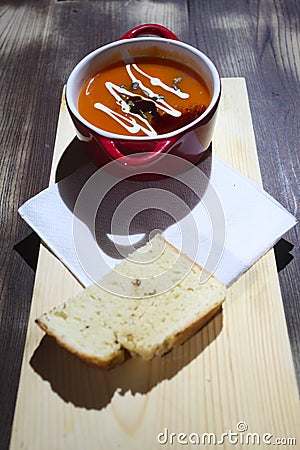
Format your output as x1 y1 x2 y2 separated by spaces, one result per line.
9 79 299 450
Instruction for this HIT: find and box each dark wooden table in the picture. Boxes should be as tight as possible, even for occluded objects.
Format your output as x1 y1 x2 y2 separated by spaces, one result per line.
1 1 299 449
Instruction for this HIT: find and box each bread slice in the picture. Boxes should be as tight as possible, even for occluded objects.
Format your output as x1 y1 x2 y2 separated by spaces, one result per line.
36 235 226 369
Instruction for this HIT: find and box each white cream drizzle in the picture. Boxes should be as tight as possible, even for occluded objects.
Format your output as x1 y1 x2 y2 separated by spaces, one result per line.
130 63 189 99
94 100 157 137
91 63 190 136
125 65 183 117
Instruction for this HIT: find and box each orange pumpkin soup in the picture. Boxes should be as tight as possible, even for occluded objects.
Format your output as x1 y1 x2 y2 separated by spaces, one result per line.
78 58 211 137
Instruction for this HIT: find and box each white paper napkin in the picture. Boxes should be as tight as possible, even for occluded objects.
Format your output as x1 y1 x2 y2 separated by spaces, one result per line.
18 152 296 288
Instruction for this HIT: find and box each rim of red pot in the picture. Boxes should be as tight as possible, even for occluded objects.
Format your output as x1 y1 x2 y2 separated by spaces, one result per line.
65 36 221 142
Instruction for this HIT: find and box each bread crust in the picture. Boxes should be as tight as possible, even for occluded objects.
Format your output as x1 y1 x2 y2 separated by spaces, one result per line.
161 302 223 356
155 233 219 284
36 318 125 370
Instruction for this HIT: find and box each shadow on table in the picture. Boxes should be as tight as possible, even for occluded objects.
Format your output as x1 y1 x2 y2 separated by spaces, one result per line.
14 232 41 272
30 309 222 411
55 136 213 262
274 238 294 272
55 136 92 182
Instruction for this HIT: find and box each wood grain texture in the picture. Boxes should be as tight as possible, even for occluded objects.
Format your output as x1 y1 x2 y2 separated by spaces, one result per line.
188 0 300 381
0 1 299 449
8 79 300 450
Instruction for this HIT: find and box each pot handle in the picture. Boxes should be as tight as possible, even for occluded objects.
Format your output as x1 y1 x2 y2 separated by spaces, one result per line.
98 24 179 166
98 136 178 167
119 24 180 41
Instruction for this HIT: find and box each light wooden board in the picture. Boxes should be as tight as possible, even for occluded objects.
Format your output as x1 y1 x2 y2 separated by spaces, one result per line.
10 78 299 450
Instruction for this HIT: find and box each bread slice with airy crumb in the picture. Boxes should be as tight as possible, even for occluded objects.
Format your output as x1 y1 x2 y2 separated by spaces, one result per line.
36 235 226 369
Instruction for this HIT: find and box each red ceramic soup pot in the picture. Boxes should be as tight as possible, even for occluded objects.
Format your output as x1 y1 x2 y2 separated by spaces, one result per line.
66 24 221 168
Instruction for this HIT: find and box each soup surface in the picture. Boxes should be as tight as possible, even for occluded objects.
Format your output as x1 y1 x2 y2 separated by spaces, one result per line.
78 58 211 137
